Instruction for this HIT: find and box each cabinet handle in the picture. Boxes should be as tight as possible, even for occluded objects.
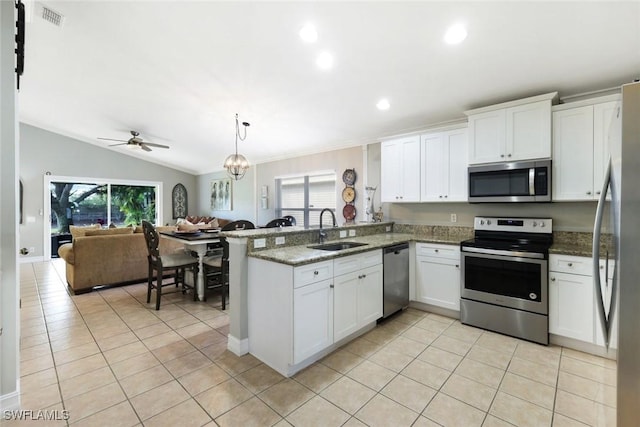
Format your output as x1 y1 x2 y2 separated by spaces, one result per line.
313 270 319 275
439 195 443 198
587 191 592 195
568 263 573 267
435 249 439 253
330 284 334 288
455 264 459 268
444 195 448 198
507 154 512 158
362 274 366 278
500 154 505 158
596 191 601 195
551 277 556 281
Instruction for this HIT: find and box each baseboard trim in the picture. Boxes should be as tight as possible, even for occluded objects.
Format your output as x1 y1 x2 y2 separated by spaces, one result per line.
0 390 20 412
227 335 249 356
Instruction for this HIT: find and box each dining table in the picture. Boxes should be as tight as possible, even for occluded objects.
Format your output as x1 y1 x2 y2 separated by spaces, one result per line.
159 229 223 301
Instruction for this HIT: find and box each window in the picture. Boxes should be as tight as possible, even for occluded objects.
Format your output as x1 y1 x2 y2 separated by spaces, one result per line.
49 178 160 234
276 172 336 228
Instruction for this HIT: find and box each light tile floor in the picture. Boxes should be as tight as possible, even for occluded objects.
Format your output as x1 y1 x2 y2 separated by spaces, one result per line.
10 260 617 427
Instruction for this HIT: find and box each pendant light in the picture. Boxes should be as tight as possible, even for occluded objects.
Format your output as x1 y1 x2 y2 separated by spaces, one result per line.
223 113 250 180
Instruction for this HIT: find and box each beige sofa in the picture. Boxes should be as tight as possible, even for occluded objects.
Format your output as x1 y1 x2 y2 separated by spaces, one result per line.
58 226 185 294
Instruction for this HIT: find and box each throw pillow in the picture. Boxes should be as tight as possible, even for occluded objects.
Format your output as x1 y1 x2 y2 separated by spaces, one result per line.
69 224 101 239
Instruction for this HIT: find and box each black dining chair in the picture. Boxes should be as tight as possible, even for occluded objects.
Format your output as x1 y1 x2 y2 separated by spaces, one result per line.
142 221 200 310
264 217 293 228
221 220 255 231
282 215 297 226
202 237 229 309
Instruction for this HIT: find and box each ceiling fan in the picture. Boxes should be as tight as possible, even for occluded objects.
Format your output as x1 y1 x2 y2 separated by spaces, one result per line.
98 131 170 152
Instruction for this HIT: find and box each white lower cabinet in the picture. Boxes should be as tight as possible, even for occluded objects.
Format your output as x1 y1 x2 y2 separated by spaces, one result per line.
548 254 617 349
248 249 382 377
293 279 334 363
415 243 461 311
334 264 383 342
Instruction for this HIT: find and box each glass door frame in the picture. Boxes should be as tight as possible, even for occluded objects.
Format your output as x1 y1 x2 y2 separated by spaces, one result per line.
43 174 163 260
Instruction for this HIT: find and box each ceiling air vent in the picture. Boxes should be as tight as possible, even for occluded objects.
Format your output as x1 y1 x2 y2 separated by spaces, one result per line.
40 4 64 27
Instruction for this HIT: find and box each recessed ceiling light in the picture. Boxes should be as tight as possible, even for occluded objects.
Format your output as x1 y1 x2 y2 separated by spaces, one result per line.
376 98 390 111
316 51 334 70
444 23 467 45
299 24 318 43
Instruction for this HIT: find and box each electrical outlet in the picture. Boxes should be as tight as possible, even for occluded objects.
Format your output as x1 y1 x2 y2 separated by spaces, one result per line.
349 229 356 237
451 213 457 223
253 238 266 249
275 236 285 245
339 230 347 238
386 226 391 232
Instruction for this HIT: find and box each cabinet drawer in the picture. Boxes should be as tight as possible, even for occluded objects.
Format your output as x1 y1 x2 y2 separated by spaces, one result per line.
294 261 333 288
416 243 460 259
334 250 382 277
549 254 592 276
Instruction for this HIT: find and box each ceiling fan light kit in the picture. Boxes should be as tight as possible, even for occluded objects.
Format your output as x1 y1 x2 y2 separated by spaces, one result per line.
224 113 251 180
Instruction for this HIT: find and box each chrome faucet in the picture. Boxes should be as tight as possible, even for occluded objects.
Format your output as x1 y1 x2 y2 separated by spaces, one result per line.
319 208 337 243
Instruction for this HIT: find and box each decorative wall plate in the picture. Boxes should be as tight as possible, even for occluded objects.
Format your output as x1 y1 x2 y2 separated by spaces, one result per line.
172 183 187 219
342 168 356 186
342 187 356 203
343 204 356 221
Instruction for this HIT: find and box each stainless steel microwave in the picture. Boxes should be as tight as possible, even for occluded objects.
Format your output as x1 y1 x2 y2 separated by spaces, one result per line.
468 159 551 203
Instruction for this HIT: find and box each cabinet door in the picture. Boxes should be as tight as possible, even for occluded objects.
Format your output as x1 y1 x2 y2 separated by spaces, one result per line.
506 100 552 161
358 264 383 326
381 140 402 203
421 133 445 201
593 101 619 198
293 279 333 363
468 109 506 164
333 272 359 342
400 137 421 201
415 256 461 311
446 129 468 201
548 271 594 342
552 106 595 200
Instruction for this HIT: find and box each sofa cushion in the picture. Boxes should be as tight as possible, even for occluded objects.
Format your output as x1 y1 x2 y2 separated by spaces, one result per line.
69 224 101 239
85 227 134 236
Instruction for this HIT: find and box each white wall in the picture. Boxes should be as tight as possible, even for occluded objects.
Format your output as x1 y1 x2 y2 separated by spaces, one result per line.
1 0 21 411
19 124 198 259
197 168 256 225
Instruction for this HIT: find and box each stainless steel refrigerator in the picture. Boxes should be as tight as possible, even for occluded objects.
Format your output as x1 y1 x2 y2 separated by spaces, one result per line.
593 80 640 426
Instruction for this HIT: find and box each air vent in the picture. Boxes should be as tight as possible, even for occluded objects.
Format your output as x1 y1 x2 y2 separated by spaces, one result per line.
40 5 64 27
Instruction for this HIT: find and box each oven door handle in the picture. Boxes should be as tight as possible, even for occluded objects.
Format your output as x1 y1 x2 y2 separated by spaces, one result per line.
461 246 545 259
529 167 535 196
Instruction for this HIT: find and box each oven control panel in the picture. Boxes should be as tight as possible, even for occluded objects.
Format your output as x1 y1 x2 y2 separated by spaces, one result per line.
474 217 552 233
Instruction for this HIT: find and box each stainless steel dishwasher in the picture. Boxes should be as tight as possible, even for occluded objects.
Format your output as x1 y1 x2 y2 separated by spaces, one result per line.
383 243 410 318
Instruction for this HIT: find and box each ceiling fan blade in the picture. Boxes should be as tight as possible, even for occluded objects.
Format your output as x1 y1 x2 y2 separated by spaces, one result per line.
98 137 128 143
142 142 170 149
140 144 152 152
108 142 129 147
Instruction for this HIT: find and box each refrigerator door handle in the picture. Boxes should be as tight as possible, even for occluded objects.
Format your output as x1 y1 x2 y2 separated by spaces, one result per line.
593 158 612 348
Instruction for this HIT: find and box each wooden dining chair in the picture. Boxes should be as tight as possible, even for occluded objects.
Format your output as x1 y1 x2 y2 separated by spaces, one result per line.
142 221 200 310
202 237 229 309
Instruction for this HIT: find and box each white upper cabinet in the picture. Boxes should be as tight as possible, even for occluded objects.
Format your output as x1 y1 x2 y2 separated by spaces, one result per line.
552 97 620 201
421 128 468 202
381 135 421 202
466 93 557 165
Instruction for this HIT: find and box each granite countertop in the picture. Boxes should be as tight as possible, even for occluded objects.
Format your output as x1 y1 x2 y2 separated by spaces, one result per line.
549 243 594 258
248 231 466 266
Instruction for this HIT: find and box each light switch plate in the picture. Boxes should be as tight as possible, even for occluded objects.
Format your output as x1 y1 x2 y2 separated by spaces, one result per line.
254 238 266 249
275 236 285 245
339 230 347 238
349 229 356 237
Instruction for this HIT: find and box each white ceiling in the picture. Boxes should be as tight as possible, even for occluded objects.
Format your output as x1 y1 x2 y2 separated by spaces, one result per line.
19 1 640 175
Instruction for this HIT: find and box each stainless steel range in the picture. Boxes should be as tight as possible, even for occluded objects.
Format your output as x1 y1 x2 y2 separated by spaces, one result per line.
460 217 553 345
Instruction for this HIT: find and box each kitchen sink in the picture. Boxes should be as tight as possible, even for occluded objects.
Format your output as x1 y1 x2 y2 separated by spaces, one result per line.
309 242 369 251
